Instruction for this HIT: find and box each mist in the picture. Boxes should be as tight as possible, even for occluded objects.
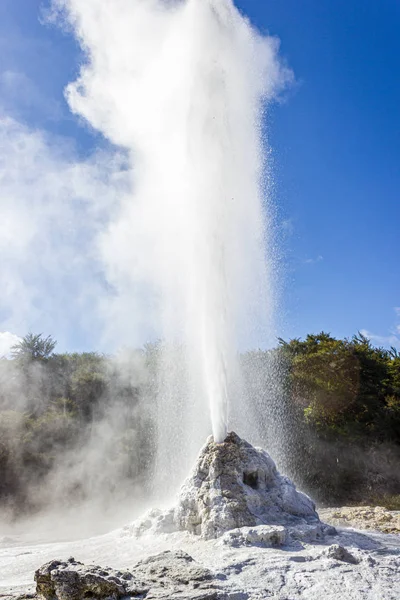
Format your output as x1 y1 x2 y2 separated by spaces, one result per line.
49 0 292 499
0 0 293 538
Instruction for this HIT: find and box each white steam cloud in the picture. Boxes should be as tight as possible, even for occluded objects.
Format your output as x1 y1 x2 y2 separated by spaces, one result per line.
0 116 128 348
0 332 21 357
0 0 292 515
47 0 291 486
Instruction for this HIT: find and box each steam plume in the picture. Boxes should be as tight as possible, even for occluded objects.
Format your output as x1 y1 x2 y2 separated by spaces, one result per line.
50 0 291 491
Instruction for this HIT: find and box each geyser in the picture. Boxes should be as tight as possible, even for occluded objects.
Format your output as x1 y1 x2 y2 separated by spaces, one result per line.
55 0 291 491
131 432 334 543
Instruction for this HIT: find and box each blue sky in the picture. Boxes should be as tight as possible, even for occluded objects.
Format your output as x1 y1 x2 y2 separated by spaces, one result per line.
242 0 400 346
0 0 399 353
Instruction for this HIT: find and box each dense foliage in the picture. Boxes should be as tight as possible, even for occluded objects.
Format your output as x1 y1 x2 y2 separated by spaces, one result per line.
0 332 399 519
277 332 400 506
279 332 400 444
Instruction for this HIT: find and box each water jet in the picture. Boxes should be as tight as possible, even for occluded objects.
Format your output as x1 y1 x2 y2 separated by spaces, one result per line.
57 0 292 495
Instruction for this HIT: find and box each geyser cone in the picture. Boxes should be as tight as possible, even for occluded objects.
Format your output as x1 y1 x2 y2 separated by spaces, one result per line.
175 432 319 539
134 433 333 543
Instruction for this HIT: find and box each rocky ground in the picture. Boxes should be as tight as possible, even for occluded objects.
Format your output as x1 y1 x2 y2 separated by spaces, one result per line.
319 506 400 535
1 434 399 599
1 525 399 600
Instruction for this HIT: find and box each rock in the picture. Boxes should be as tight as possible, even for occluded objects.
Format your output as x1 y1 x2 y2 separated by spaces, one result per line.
221 522 336 548
131 550 220 598
35 552 221 600
288 522 337 543
221 525 288 547
173 432 320 539
35 558 146 600
322 544 359 564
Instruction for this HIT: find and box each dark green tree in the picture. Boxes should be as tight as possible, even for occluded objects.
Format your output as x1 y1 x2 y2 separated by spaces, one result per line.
11 333 57 362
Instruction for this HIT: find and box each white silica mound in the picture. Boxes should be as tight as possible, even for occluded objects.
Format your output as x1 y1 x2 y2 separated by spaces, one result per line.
133 432 335 542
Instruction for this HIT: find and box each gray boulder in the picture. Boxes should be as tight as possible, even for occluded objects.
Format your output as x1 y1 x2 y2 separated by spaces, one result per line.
35 552 221 600
35 557 146 600
322 544 360 564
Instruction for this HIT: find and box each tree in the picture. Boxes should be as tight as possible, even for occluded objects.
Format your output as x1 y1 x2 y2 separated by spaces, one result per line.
278 331 400 442
11 333 57 362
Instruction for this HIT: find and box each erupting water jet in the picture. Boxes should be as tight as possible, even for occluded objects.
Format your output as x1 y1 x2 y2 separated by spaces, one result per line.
57 0 292 494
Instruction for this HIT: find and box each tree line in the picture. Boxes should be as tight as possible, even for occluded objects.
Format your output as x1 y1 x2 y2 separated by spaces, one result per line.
0 331 399 519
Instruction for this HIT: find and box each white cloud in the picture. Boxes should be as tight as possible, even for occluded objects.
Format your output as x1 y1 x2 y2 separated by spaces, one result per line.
0 116 129 350
361 308 400 349
281 218 294 237
395 309 400 336
0 331 21 358
304 255 323 265
360 329 399 349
